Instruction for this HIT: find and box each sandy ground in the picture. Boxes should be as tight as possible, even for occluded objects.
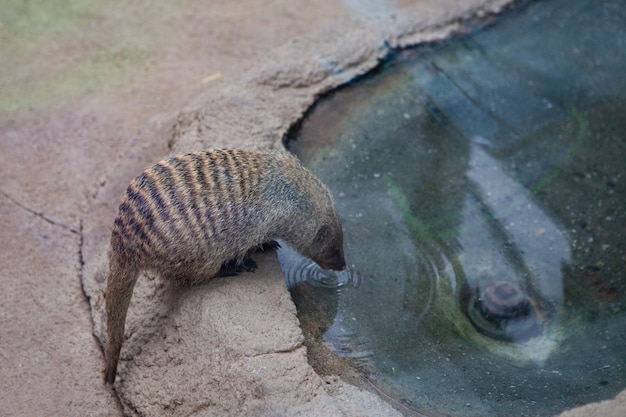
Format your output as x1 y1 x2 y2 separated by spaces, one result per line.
1 1 624 416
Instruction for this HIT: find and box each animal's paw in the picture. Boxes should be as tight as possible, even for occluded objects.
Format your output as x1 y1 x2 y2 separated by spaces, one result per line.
258 240 281 251
238 257 258 272
216 258 258 277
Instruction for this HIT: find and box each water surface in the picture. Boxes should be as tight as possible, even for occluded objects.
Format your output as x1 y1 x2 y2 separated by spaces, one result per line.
282 0 626 415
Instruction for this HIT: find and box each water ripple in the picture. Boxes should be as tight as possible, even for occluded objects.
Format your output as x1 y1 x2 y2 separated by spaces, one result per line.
277 243 363 290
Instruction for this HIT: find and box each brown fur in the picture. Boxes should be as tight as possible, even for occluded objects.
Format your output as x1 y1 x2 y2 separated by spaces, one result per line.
104 148 345 383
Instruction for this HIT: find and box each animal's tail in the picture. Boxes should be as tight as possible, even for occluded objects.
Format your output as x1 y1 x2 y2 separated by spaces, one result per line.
104 251 139 384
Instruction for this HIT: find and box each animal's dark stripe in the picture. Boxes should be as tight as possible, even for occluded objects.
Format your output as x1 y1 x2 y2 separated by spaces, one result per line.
112 215 134 245
240 155 262 210
220 151 234 189
198 152 218 220
204 151 220 194
136 172 169 221
127 188 153 229
168 156 194 214
142 166 180 240
182 154 213 245
242 152 265 217
136 172 175 248
243 153 262 198
247 153 263 196
177 154 208 249
129 218 151 255
121 200 150 245
115 201 137 242
160 160 198 243
112 207 149 259
204 151 225 233
217 150 236 234
194 153 219 240
226 150 244 202
126 182 168 248
205 151 231 234
237 151 255 199
187 153 215 242
228 150 244 196
221 151 242 225
246 153 262 203
113 215 124 228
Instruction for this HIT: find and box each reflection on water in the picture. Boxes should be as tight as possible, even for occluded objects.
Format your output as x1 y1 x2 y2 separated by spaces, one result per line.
278 243 363 289
461 143 566 355
282 0 626 415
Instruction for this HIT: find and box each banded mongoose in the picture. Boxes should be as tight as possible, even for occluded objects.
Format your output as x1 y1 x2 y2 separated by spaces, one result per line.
104 148 346 384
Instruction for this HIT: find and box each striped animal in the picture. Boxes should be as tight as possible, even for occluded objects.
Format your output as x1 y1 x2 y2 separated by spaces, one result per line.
104 148 345 383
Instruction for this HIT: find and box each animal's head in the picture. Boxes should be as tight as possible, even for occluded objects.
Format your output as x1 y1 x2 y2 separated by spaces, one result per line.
305 216 346 271
265 149 347 271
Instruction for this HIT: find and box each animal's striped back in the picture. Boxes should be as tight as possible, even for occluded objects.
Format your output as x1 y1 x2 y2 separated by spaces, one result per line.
111 149 272 267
